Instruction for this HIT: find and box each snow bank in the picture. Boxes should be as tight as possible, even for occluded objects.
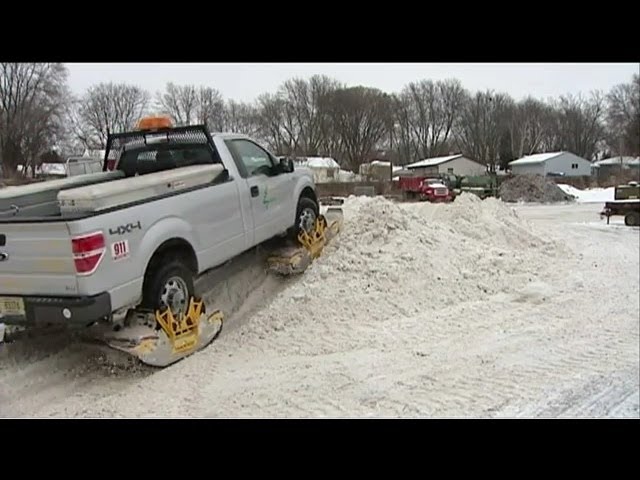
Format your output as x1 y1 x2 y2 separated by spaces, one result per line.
10 195 640 419
236 194 562 351
557 184 614 203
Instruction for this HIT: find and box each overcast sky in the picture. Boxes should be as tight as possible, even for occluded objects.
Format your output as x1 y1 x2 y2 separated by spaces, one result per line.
66 63 639 102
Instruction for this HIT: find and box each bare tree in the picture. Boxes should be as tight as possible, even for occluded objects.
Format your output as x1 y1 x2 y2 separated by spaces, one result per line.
73 82 150 149
224 100 259 137
254 93 289 154
454 90 514 171
605 74 639 156
546 92 606 160
198 87 225 131
507 97 553 158
394 79 466 163
157 83 197 125
157 83 225 130
0 62 70 175
278 75 343 156
323 86 393 171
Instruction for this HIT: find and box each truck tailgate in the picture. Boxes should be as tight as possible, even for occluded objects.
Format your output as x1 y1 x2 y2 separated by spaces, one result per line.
0 223 78 296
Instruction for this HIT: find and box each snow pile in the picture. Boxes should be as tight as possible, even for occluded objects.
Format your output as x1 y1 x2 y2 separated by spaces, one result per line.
238 193 563 355
557 184 614 203
499 174 574 203
5 195 639 419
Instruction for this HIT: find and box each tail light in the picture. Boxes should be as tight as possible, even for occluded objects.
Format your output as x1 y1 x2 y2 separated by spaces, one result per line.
71 231 105 275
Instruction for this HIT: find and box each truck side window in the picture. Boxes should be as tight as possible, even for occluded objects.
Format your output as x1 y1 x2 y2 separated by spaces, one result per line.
229 140 274 177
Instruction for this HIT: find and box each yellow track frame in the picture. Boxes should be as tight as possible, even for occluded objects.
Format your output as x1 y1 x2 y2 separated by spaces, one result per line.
155 297 206 354
297 215 329 259
267 211 342 276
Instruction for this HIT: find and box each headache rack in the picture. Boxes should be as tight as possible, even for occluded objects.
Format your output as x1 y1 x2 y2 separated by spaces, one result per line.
102 124 216 171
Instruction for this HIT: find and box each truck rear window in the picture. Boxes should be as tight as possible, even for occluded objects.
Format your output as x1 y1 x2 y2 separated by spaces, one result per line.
117 144 216 176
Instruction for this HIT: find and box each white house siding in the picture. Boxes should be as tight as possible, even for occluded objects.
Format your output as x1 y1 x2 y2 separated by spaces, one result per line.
437 157 486 176
407 165 440 176
511 163 546 176
543 152 592 177
309 167 339 183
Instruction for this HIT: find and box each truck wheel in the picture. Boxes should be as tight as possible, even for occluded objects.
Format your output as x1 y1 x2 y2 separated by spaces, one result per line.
142 256 195 318
294 197 319 237
624 212 639 226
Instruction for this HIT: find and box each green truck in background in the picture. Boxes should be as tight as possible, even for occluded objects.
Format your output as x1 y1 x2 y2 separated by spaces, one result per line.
434 173 501 200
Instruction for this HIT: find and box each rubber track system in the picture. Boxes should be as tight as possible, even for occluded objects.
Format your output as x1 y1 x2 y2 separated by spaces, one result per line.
266 207 343 276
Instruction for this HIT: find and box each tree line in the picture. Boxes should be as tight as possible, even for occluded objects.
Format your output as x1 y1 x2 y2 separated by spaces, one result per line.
1 62 638 176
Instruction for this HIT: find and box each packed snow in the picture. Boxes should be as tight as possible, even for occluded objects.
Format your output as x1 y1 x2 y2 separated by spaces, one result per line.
0 195 637 418
557 184 614 203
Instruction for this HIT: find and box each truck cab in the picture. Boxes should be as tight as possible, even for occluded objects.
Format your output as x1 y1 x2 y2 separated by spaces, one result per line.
419 178 452 202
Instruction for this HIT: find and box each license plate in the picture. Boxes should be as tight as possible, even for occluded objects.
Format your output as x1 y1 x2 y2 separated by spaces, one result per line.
0 297 25 317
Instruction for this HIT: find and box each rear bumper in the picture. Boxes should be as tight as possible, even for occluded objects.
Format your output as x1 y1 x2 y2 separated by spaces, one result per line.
0 292 112 326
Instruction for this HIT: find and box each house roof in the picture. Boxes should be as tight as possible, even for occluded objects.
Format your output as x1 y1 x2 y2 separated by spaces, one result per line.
405 154 463 169
370 160 391 167
509 152 567 166
296 157 340 169
593 156 640 167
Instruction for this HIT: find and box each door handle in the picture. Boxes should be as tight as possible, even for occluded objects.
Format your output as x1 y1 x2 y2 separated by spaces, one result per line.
250 185 259 197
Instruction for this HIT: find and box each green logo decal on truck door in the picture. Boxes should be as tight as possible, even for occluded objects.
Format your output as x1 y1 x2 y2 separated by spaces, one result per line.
262 186 275 208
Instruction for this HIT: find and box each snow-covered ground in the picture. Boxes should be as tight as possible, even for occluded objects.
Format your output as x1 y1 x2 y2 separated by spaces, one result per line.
557 184 614 203
0 196 638 418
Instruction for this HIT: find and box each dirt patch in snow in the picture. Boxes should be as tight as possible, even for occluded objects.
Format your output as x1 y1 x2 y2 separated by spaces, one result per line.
499 174 575 203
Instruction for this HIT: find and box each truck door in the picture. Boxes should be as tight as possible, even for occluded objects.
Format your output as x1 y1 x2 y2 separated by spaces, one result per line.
224 139 291 245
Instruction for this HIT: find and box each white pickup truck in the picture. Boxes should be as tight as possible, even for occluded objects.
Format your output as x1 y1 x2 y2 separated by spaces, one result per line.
0 120 320 329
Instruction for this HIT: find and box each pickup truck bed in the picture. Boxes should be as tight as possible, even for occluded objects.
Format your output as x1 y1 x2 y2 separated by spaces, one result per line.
58 164 225 214
0 170 125 219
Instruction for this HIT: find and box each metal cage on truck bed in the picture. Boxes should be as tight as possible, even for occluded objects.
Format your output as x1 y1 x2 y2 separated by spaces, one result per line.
103 124 219 172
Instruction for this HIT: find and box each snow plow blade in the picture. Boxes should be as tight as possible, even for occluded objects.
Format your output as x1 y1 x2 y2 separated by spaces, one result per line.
100 297 223 368
267 207 343 276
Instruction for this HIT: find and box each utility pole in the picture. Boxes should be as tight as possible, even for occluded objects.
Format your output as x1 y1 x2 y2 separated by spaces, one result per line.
619 136 624 179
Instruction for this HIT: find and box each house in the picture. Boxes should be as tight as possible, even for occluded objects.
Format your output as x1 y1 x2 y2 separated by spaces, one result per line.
359 160 397 181
592 156 640 181
294 157 341 183
508 151 592 177
405 154 486 177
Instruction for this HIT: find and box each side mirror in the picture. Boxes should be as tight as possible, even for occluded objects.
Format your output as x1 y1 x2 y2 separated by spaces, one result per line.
279 157 294 173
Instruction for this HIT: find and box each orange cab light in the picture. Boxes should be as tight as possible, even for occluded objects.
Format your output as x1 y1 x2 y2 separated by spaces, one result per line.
137 115 173 130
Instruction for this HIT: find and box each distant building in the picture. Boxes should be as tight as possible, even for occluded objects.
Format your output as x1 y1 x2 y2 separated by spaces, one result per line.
294 157 340 183
294 157 360 183
592 156 640 180
508 151 592 177
359 160 396 181
405 154 486 177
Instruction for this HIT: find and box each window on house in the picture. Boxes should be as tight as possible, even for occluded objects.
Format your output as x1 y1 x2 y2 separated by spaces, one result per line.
571 163 578 169
447 168 454 174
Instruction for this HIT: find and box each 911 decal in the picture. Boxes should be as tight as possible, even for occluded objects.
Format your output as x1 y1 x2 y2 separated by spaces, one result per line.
111 240 130 261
